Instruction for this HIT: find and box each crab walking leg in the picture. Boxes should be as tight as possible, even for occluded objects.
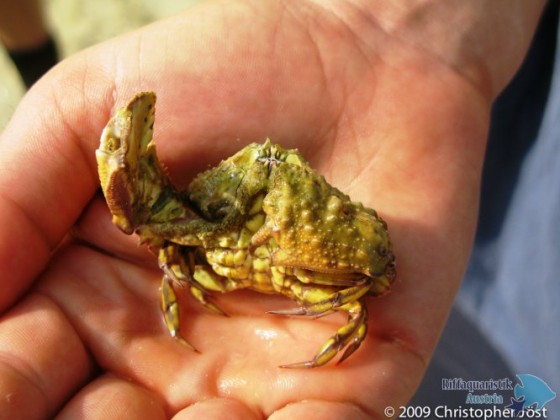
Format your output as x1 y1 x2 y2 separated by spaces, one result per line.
159 244 228 350
268 273 372 367
267 277 371 317
159 245 227 315
336 303 368 364
280 301 368 368
160 275 198 351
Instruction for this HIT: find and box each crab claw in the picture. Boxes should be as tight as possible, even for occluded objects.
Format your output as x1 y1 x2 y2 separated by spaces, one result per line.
96 92 154 233
96 92 198 243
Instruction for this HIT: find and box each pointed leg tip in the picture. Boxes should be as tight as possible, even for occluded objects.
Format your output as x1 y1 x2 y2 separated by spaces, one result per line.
215 307 230 317
207 304 229 317
279 360 318 369
172 335 200 353
266 308 307 316
335 356 348 366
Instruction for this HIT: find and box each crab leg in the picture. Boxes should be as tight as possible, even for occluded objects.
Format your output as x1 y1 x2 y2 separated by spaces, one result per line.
160 274 198 351
267 278 371 317
280 300 368 368
268 273 372 368
159 245 226 311
159 244 228 350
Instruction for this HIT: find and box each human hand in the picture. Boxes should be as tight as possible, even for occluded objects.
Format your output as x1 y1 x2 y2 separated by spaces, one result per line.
0 1 544 418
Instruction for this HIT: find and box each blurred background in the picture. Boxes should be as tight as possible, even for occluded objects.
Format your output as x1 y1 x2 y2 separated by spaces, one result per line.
0 0 202 130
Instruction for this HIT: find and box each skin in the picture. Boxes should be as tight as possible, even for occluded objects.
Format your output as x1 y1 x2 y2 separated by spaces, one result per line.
0 0 545 418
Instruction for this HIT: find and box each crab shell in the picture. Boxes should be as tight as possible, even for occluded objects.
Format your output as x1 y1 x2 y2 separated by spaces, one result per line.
96 91 396 368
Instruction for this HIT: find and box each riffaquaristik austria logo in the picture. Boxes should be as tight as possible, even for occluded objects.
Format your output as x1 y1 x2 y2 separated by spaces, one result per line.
440 373 556 418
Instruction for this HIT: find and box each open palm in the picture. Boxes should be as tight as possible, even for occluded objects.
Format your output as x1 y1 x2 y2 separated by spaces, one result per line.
0 1 523 418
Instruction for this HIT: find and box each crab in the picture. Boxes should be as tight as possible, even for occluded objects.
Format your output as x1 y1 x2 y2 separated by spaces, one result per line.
96 92 396 368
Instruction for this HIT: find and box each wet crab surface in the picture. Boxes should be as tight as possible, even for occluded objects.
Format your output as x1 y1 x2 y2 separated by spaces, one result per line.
96 92 396 368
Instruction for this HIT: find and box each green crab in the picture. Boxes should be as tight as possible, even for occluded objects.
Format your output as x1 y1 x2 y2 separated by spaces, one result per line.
96 92 396 368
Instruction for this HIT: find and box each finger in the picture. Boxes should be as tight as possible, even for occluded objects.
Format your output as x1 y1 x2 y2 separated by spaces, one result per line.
57 374 166 419
172 398 261 420
269 400 370 420
0 66 114 311
0 293 95 418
